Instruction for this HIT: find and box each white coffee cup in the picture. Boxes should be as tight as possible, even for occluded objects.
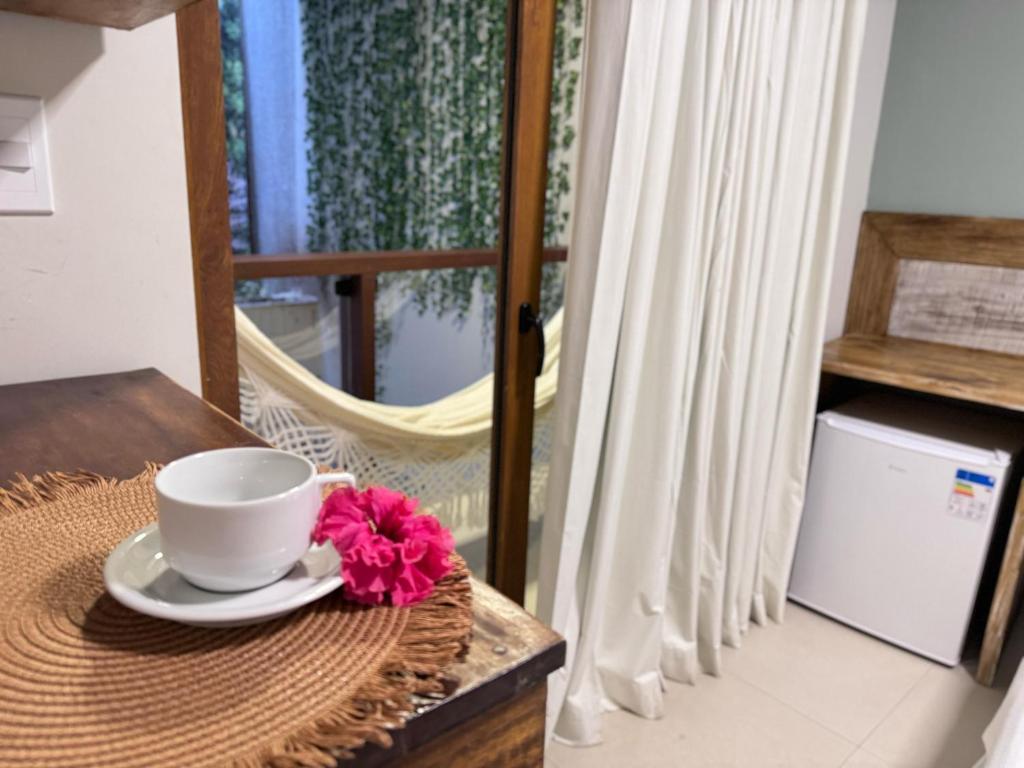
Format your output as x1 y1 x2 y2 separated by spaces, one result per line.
155 447 354 592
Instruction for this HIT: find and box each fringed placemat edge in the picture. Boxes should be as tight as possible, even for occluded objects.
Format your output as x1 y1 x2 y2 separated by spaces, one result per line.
1 466 476 768
255 562 474 767
0 468 120 514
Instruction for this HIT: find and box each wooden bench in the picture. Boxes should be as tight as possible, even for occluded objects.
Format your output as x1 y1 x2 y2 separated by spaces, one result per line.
822 212 1024 686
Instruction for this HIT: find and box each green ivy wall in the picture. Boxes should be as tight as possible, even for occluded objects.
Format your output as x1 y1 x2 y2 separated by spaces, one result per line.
299 0 584 327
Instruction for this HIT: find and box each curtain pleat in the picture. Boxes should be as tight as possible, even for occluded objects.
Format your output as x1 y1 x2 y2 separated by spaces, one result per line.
538 0 868 746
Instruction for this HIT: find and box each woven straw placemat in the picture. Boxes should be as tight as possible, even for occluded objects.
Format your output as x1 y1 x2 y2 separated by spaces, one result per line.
0 467 472 768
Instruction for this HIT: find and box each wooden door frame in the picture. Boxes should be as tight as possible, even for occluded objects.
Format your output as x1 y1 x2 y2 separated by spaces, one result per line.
176 0 558 602
176 0 239 418
488 0 558 603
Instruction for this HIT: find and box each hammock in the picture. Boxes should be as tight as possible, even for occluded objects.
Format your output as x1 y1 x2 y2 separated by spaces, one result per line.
235 306 561 546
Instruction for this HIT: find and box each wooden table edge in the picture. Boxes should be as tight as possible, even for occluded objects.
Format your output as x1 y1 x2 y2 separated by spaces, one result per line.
353 638 566 765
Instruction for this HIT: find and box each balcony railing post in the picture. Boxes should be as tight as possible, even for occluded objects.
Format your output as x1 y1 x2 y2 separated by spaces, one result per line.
337 273 376 400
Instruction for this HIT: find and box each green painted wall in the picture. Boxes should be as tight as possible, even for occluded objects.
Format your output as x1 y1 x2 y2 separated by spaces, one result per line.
868 0 1024 217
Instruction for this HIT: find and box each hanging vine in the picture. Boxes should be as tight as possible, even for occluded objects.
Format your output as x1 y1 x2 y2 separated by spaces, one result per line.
219 0 252 257
299 0 585 353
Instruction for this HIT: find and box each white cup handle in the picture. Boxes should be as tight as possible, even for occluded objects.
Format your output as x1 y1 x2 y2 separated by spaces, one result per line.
317 472 356 491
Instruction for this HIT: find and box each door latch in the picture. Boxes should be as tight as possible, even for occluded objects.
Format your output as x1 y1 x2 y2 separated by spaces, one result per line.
518 303 545 378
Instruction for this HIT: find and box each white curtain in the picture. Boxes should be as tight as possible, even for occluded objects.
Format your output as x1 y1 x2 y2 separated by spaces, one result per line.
537 0 868 745
978 661 1024 767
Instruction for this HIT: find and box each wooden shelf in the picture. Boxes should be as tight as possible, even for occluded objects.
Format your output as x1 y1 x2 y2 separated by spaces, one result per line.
0 0 200 30
821 334 1024 412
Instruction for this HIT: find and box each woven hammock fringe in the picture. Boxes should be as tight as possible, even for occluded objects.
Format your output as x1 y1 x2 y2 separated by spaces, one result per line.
252 562 474 767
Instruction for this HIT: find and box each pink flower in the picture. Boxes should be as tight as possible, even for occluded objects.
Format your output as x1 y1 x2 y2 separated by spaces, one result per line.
311 486 372 552
313 485 455 607
398 513 455 582
341 534 398 605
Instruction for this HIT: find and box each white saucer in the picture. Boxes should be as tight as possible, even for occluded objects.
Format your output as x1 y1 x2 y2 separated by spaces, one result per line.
103 524 343 627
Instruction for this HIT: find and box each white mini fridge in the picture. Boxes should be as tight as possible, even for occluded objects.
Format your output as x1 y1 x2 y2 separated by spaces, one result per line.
789 393 1023 665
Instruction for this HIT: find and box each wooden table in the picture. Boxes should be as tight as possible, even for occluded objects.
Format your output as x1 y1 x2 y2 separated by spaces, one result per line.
822 335 1024 686
0 369 565 767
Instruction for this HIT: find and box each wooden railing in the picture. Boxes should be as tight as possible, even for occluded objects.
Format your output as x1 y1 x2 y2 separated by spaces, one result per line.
233 247 568 399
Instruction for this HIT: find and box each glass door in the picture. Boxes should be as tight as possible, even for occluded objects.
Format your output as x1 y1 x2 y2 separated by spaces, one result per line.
518 0 583 612
179 0 577 600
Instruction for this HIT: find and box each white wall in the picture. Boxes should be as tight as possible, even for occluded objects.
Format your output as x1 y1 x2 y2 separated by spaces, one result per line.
0 12 200 392
376 282 494 406
824 0 897 341
868 0 1024 218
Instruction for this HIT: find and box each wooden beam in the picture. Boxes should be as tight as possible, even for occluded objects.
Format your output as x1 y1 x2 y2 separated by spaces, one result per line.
843 215 900 336
176 0 240 418
488 0 557 603
234 247 568 280
0 0 200 30
978 486 1024 686
866 212 1024 269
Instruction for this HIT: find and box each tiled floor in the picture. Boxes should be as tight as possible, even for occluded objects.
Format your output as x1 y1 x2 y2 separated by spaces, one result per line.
548 603 1014 768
